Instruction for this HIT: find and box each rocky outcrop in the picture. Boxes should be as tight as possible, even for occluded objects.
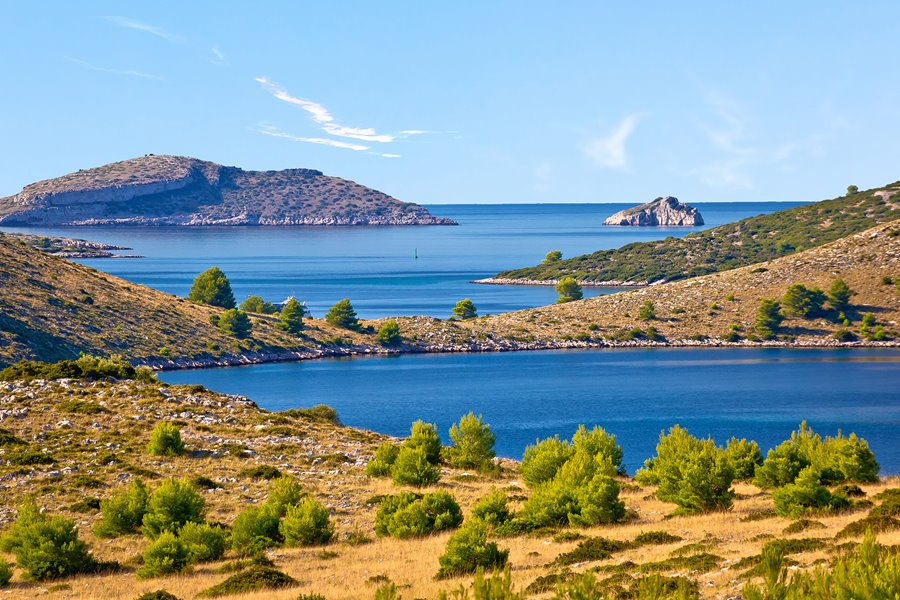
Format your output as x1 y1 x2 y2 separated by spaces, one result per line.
0 155 456 226
603 196 703 226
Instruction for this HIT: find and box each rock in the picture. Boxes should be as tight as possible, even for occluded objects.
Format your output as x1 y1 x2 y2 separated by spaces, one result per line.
603 196 704 226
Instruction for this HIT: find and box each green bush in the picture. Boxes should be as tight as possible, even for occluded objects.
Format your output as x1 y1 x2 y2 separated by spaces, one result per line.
146 422 185 457
280 499 334 546
264 476 305 516
471 490 512 527
555 277 583 303
238 465 282 480
375 492 462 539
445 412 496 470
826 278 854 312
638 300 656 321
179 522 227 563
239 295 279 315
754 299 784 339
142 479 205 538
0 354 156 384
188 267 235 308
95 478 150 537
724 437 763 480
135 591 182 600
198 566 298 597
377 320 402 346
772 466 849 518
781 284 826 317
392 447 440 486
138 531 189 578
452 298 478 319
436 520 508 578
324 298 360 330
0 558 10 587
572 425 625 475
277 298 305 334
521 436 574 488
0 501 96 581
217 309 252 339
636 425 735 514
366 442 399 477
405 420 442 464
230 504 281 554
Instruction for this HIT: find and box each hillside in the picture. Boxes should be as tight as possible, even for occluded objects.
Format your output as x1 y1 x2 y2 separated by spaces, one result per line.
0 155 456 226
0 232 136 258
493 182 898 284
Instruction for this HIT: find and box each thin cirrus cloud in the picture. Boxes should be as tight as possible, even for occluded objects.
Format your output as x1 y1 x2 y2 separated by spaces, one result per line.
210 46 229 66
65 56 164 81
101 16 180 41
254 124 369 151
583 114 640 169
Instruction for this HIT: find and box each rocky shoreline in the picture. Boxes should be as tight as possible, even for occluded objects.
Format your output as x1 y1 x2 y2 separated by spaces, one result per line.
472 277 650 287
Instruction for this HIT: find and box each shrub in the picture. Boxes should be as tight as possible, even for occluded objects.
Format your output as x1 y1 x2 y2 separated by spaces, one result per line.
0 501 95 581
138 531 189 578
366 442 400 477
239 465 282 480
436 520 508 578
188 267 235 308
277 298 304 334
724 437 763 480
446 412 496 470
377 320 402 346
781 284 826 317
375 492 462 539
230 504 281 554
218 309 252 339
95 478 150 537
772 466 849 517
543 250 562 263
521 436 574 488
265 476 304 516
0 558 10 587
392 447 440 486
136 592 182 600
142 479 205 538
471 490 512 527
282 404 340 424
555 277 583 303
572 425 625 475
405 420 442 464
754 299 784 339
0 355 155 383
179 522 227 563
452 298 478 319
638 300 656 321
239 295 278 315
198 566 298 597
637 425 735 514
146 422 185 457
826 278 854 312
280 499 334 546
324 298 360 330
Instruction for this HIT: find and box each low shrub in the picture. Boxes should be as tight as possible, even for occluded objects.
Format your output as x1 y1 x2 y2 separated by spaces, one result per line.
95 479 150 537
772 466 850 517
377 320 402 346
365 442 399 477
391 447 440 487
239 465 282 480
281 404 340 424
835 514 900 539
375 491 462 539
633 530 682 545
198 566 298 597
280 499 334 546
265 476 304 516
724 437 762 480
0 355 155 383
179 522 227 563
521 436 574 488
0 558 11 587
142 479 205 538
556 536 628 565
445 412 496 470
138 531 189 579
471 490 512 527
405 420 442 465
230 505 281 554
135 591 182 600
869 488 900 518
436 520 508 579
782 519 826 534
146 422 185 457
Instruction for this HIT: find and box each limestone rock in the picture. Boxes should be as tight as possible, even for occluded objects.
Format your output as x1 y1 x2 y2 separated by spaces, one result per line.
603 196 704 226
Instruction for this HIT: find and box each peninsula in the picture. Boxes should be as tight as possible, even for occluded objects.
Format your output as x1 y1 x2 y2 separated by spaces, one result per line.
0 155 457 227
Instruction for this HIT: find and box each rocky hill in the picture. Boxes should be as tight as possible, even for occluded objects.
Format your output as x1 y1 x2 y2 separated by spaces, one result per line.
0 155 456 226
603 196 703 226
493 182 899 284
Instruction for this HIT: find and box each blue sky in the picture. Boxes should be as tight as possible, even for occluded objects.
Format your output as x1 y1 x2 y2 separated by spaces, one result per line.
2 1 899 204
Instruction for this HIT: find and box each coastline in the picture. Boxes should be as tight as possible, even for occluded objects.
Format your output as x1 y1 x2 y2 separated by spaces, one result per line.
472 277 650 287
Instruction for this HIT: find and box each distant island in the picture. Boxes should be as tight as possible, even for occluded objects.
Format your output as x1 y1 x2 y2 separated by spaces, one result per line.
0 155 457 226
603 196 703 226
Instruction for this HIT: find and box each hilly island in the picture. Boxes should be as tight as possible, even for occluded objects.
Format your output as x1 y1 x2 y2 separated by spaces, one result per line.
0 155 456 226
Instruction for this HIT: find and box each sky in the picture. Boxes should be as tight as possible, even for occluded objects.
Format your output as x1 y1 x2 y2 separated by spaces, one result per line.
1 1 899 204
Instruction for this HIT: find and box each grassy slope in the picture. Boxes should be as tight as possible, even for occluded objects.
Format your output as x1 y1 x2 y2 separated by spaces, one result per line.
400 219 900 347
497 182 899 283
0 377 896 598
0 234 379 367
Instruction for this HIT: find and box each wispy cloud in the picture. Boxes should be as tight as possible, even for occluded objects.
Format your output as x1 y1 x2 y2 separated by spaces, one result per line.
65 56 164 81
583 114 640 169
690 90 756 189
380 153 402 158
210 46 229 66
255 77 395 143
254 124 369 151
102 16 179 41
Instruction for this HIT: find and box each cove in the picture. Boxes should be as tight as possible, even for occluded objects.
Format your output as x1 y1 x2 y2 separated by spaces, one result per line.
159 347 900 475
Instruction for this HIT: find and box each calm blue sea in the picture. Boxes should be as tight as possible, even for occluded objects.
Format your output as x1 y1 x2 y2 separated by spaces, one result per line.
2 202 801 318
159 348 900 474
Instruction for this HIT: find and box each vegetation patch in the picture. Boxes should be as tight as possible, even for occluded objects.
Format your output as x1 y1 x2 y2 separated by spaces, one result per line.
198 566 299 597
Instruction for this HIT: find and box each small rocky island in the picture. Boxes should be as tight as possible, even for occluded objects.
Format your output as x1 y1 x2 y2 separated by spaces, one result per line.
0 155 457 227
603 196 703 226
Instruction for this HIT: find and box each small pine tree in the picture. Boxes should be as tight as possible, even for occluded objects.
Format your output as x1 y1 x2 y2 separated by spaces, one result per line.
142 479 205 538
555 276 583 303
405 421 442 464
846 185 858 195
218 309 252 339
638 300 656 321
325 299 360 330
277 298 304 335
826 278 854 312
188 267 235 308
377 320 402 346
446 412 496 470
781 284 826 317
543 250 562 263
239 295 278 314
280 499 334 546
452 298 478 319
147 422 185 457
755 299 784 339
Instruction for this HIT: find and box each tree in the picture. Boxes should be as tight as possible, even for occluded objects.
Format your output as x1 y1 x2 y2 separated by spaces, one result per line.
239 295 278 314
638 300 656 321
827 278 854 312
847 185 858 195
445 412 496 470
555 276 583 303
188 267 235 308
325 299 360 330
452 298 477 319
277 298 304 335
754 299 784 339
543 250 562 264
377 320 402 346
781 284 826 318
218 309 252 339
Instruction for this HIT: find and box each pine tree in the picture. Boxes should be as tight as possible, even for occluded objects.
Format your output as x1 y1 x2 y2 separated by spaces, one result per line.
278 298 304 335
188 268 235 308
